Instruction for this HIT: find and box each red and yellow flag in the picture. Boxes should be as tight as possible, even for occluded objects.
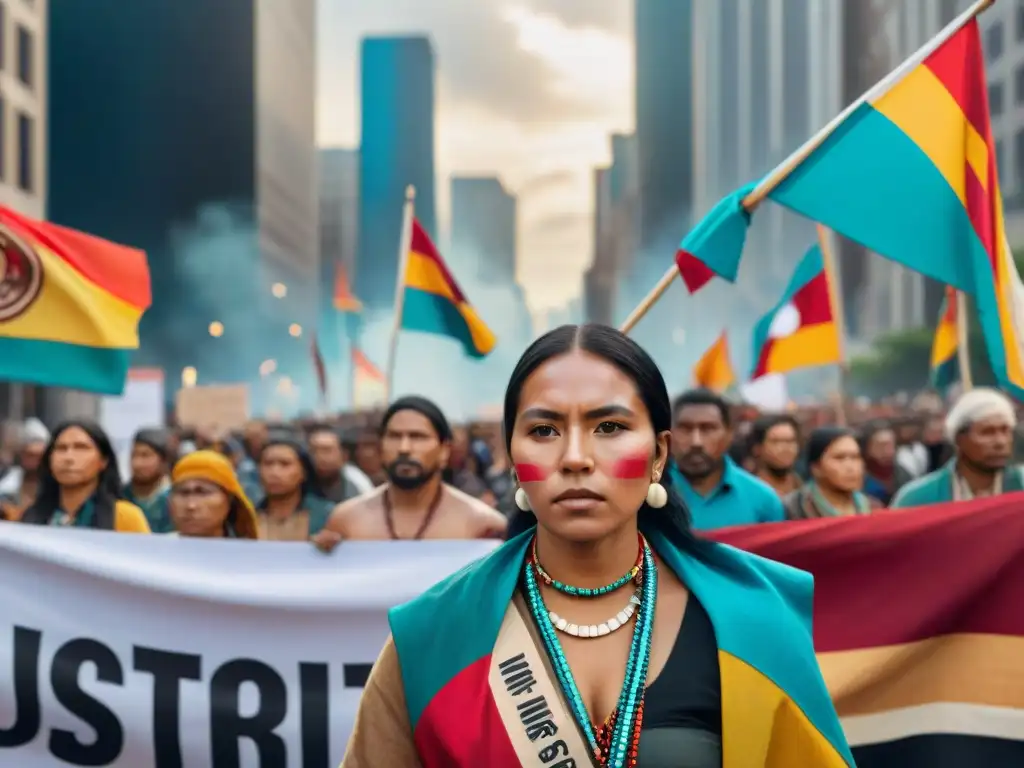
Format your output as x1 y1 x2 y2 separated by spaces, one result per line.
333 262 363 313
351 347 386 409
750 244 842 379
763 20 1024 400
401 219 496 358
0 207 150 394
929 285 959 390
692 331 736 392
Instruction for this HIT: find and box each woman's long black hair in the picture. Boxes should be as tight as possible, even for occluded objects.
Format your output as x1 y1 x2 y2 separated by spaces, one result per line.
805 426 857 468
21 420 123 528
503 324 700 552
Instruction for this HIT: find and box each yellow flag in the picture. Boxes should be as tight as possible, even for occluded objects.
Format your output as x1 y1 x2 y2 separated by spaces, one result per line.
693 331 736 392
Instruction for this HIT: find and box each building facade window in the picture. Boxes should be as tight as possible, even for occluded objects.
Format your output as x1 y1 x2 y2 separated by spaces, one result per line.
16 24 31 88
16 111 31 191
1016 65 1024 105
1018 1 1024 41
989 82 1005 116
986 20 1004 61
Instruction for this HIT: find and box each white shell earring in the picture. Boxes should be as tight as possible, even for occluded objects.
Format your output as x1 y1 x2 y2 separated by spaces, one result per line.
514 487 532 512
646 481 668 509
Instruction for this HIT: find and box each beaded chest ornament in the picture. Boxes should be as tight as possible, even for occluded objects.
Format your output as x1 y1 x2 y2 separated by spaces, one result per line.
524 533 657 767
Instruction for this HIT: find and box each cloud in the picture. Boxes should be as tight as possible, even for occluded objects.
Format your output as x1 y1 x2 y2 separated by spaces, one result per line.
434 2 630 124
316 0 634 314
496 5 632 122
319 0 630 129
520 0 632 34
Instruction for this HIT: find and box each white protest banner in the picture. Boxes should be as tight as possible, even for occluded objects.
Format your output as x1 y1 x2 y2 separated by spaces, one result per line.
0 525 499 767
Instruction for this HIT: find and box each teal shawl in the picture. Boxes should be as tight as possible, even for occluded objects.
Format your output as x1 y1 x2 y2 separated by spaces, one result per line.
388 530 855 767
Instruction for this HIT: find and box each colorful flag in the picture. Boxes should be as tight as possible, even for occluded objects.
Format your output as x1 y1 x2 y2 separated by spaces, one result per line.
765 20 1024 399
401 219 496 358
351 347 386 409
673 183 756 293
930 286 960 391
0 207 150 394
750 244 842 380
710 496 1024 766
333 262 363 313
692 331 736 391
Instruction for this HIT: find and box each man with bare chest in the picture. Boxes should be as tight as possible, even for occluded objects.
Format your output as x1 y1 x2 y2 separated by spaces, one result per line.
313 396 506 547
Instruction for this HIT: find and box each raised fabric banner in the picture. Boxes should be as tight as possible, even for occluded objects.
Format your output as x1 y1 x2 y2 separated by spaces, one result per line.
2 497 1023 767
0 525 497 767
711 494 1024 767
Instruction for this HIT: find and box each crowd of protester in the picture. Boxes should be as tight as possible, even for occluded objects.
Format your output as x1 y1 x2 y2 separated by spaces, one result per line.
0 382 1019 540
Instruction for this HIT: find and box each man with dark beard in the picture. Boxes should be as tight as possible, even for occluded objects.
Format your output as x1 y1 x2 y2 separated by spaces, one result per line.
667 389 784 531
313 396 506 546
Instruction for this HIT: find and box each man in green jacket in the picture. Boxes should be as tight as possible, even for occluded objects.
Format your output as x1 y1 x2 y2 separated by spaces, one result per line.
892 388 1024 507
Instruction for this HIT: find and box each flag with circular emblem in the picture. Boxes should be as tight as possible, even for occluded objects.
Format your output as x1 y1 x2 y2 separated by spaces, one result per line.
0 206 150 394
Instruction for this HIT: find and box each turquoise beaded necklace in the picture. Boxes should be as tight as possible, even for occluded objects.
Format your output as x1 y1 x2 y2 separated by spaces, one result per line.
524 534 657 767
532 533 644 596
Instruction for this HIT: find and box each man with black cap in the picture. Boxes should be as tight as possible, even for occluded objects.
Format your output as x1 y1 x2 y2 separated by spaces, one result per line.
123 428 173 533
313 396 506 546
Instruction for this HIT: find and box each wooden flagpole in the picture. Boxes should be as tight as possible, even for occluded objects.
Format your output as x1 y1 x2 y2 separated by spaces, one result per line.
384 185 416 403
955 290 974 390
618 0 996 336
817 224 848 425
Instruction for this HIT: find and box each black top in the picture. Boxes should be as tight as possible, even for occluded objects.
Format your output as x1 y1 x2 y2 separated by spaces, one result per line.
644 596 721 731
527 586 723 767
638 595 723 767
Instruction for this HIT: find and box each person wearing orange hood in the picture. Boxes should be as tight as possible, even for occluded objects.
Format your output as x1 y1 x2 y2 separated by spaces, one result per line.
167 450 259 539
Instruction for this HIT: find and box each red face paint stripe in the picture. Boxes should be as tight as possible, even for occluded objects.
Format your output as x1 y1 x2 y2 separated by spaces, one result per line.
613 455 649 480
515 463 547 483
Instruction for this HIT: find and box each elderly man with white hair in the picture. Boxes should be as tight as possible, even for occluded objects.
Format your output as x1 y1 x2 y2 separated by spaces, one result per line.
891 388 1023 507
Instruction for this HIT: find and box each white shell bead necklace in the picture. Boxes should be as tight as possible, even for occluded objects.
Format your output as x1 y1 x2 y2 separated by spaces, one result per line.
547 590 641 638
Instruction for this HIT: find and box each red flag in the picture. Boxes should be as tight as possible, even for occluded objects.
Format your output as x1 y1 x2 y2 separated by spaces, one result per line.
333 262 363 313
310 332 327 398
674 248 716 293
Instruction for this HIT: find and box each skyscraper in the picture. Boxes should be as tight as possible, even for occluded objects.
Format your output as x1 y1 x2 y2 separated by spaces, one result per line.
318 148 359 378
0 0 78 422
358 36 436 309
585 167 615 325
634 0 695 267
450 176 516 283
587 133 639 325
319 148 360 294
48 0 318 388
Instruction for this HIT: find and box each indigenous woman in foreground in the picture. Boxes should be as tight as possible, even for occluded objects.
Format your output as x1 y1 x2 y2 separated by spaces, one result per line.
342 325 853 768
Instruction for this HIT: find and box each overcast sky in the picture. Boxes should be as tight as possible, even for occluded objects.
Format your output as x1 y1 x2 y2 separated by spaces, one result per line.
316 0 634 313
